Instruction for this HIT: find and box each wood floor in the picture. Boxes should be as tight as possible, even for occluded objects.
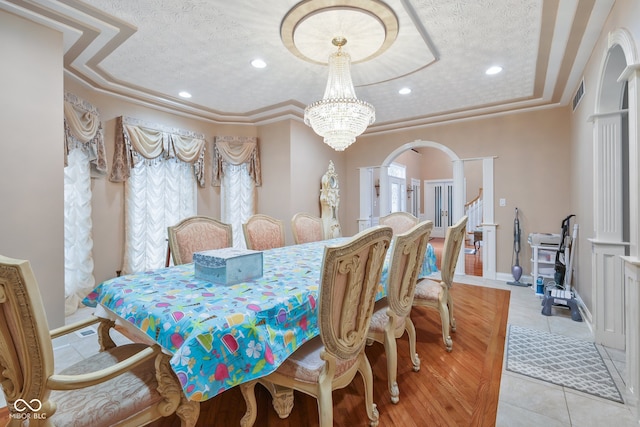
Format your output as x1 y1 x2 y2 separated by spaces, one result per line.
150 283 509 427
0 258 502 427
0 251 500 427
430 237 484 277
0 284 509 427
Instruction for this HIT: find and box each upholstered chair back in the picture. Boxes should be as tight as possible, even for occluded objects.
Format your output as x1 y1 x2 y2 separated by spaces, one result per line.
168 216 233 265
291 213 323 245
440 215 469 288
379 212 419 235
386 220 434 319
243 214 285 250
319 226 392 360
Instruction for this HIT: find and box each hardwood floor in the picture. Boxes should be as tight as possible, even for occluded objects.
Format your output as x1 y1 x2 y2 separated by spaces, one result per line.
151 283 509 427
0 254 500 427
430 237 483 277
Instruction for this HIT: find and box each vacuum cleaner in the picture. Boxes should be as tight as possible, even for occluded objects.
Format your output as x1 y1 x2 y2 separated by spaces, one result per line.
507 207 530 287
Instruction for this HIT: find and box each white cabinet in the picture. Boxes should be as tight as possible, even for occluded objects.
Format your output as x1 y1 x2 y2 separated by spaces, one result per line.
530 244 558 291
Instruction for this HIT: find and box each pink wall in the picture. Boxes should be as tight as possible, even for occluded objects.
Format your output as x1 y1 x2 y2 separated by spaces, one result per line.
0 11 65 327
344 108 573 276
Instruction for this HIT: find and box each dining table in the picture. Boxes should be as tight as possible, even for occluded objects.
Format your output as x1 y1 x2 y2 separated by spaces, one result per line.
83 237 438 403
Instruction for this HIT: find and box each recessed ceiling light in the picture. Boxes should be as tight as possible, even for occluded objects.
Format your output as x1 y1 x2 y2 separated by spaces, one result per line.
251 59 267 69
486 66 503 75
398 87 412 95
178 91 192 98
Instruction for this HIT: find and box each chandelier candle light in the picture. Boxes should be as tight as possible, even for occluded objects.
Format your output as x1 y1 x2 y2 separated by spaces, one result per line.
304 37 376 151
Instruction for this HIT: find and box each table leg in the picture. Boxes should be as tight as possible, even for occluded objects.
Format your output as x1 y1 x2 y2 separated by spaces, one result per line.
156 354 200 427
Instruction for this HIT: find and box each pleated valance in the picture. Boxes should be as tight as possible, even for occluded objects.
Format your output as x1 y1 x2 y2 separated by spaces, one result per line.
212 136 261 186
110 116 206 186
64 92 107 178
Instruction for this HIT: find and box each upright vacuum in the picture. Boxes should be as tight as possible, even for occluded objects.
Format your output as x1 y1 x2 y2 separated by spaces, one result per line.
507 207 529 287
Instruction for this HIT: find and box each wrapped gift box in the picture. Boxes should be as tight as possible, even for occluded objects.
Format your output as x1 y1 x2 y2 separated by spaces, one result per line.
194 248 263 285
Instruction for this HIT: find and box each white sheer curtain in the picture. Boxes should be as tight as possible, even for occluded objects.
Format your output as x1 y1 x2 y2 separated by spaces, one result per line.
63 92 106 315
111 116 206 274
64 148 95 315
212 136 261 249
221 163 254 248
122 159 196 273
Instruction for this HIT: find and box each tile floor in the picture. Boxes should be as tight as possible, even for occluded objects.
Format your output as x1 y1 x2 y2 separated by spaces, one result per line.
1 275 637 426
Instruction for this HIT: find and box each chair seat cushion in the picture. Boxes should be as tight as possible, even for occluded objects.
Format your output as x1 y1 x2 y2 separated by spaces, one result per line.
413 278 443 301
368 299 405 334
49 344 163 427
275 336 358 383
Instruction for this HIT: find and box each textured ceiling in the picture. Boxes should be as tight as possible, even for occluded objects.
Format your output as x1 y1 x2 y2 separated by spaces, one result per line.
1 0 615 133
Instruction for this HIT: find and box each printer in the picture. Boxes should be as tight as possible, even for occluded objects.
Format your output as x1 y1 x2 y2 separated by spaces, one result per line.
528 232 562 246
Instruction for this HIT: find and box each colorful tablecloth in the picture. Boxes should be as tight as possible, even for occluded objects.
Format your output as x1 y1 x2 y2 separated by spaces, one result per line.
84 239 437 401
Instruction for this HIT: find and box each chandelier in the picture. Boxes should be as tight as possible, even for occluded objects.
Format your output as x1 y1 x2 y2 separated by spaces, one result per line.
304 37 375 151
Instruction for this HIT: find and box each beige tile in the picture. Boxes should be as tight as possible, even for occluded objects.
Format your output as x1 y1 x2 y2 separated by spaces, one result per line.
564 389 637 427
548 316 592 341
499 372 570 424
497 400 570 427
53 344 86 372
602 345 626 363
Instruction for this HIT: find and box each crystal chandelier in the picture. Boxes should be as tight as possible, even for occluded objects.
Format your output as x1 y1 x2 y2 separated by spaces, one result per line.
304 37 375 151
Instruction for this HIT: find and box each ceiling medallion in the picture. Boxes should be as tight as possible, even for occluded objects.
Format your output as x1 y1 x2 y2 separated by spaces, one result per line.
282 1 396 150
280 0 399 65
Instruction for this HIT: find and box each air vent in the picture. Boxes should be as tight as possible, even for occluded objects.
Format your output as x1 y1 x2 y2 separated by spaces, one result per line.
572 79 585 112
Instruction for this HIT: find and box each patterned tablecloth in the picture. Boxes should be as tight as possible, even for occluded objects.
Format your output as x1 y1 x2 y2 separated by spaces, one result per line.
84 239 437 401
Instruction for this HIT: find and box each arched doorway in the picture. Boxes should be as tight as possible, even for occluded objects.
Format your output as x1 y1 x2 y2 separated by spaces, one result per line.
378 140 497 279
592 28 640 411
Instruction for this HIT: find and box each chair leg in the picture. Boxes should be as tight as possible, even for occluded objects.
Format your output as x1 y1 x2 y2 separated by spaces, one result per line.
383 328 400 404
240 381 258 427
317 380 334 427
438 299 453 352
175 396 201 427
405 318 421 372
447 292 457 332
155 354 200 427
358 353 380 427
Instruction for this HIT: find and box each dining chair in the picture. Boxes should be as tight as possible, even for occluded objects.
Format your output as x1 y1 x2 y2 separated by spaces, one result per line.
291 212 323 244
167 216 233 266
366 220 433 403
412 215 468 351
0 255 198 427
242 214 285 250
239 225 393 427
378 212 419 235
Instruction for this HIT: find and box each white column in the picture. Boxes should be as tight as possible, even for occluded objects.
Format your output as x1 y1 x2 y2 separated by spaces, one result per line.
621 65 640 420
379 165 390 217
591 112 626 349
623 259 640 411
357 167 374 231
452 159 465 275
625 67 640 259
482 158 497 279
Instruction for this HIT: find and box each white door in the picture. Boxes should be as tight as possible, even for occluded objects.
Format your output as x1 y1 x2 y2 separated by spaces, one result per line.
389 176 406 213
424 179 454 238
409 178 421 218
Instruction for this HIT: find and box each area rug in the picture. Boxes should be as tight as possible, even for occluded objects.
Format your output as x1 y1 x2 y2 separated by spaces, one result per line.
506 325 623 403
